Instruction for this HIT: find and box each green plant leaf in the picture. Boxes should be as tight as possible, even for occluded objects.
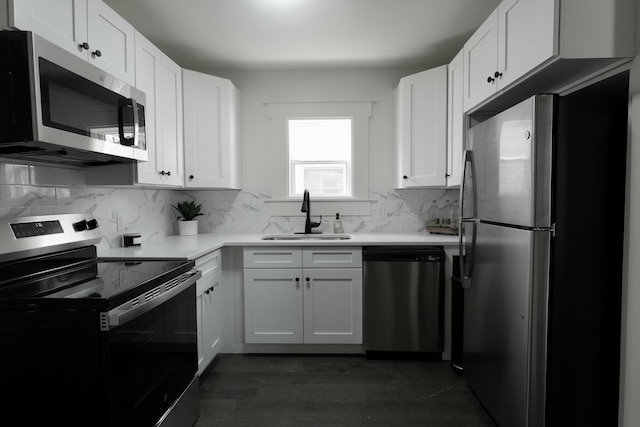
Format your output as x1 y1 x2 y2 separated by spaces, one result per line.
171 200 204 221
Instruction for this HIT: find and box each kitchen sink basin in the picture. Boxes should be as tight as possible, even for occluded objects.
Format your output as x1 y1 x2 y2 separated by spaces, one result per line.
261 234 351 241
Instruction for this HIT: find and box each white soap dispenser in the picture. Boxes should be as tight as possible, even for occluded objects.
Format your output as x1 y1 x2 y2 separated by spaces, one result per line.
333 213 344 234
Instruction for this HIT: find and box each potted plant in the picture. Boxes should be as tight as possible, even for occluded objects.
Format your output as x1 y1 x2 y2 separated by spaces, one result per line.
171 200 204 236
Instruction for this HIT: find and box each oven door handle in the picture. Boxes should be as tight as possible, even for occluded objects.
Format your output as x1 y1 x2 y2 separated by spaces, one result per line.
105 269 202 329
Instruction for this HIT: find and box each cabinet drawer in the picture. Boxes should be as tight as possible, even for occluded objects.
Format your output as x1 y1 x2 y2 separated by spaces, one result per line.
243 247 302 269
196 249 222 275
302 247 362 268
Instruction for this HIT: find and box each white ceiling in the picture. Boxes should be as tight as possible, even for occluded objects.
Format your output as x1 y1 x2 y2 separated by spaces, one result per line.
103 0 501 73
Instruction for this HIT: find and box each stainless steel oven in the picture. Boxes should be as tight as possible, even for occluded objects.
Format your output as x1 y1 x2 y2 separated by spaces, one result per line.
0 214 200 427
0 31 147 166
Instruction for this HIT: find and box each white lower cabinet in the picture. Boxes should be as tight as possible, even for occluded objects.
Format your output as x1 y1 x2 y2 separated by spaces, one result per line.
196 250 223 375
243 247 363 345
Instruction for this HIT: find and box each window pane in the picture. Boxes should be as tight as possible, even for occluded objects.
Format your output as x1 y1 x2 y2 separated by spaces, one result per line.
289 119 352 161
293 163 348 196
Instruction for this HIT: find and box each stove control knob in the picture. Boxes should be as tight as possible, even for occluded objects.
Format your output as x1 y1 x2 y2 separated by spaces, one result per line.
86 219 99 230
72 220 88 231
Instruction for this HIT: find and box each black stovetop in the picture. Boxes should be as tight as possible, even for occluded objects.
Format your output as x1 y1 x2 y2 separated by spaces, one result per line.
0 246 194 311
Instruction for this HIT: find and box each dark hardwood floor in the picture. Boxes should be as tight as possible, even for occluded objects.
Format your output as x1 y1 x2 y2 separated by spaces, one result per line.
196 354 496 426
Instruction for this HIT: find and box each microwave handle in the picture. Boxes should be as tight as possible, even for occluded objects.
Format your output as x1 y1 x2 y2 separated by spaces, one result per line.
118 98 139 147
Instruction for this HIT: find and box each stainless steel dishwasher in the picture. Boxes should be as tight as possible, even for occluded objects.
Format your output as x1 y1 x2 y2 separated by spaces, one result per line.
363 246 445 354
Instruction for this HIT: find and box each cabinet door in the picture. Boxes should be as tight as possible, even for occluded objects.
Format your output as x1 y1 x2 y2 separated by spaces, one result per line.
447 49 464 187
183 69 240 189
134 31 162 185
396 65 448 187
197 269 223 375
197 250 223 374
158 56 184 186
9 0 88 60
133 31 183 186
497 0 555 89
204 270 222 369
463 9 498 112
244 269 303 344
303 269 363 344
86 0 135 85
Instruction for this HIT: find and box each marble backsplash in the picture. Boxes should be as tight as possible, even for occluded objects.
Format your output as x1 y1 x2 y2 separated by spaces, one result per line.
0 163 459 250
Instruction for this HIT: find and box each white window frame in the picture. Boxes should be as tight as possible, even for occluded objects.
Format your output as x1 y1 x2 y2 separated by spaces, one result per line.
268 101 372 200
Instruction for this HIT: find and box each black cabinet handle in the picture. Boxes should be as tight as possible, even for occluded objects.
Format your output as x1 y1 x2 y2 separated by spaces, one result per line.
494 71 503 78
92 50 102 58
159 170 165 175
487 76 495 83
78 42 89 50
166 171 171 176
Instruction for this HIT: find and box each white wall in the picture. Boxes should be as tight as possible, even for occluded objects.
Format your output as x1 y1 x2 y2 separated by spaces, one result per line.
620 3 640 425
218 67 425 191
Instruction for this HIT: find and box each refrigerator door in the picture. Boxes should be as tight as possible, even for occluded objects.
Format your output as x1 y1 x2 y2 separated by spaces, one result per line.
463 222 550 427
466 95 554 228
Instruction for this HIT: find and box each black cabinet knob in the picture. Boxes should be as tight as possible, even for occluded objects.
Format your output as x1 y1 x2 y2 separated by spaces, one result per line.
92 50 102 58
189 175 194 180
78 42 89 50
166 171 171 176
487 76 495 83
159 170 165 175
403 175 408 180
494 71 503 78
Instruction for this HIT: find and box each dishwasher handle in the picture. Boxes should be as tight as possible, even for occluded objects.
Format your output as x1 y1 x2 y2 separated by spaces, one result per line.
363 247 445 262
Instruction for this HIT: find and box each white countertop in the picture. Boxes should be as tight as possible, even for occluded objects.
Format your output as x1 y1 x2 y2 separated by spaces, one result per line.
97 232 459 261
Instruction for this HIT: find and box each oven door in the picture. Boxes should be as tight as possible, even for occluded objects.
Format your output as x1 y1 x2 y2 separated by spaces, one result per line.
107 270 200 427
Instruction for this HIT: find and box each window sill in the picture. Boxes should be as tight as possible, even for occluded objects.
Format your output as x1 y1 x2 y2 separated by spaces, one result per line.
265 198 373 217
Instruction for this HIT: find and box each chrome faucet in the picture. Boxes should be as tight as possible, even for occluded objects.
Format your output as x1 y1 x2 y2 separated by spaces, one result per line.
301 190 322 234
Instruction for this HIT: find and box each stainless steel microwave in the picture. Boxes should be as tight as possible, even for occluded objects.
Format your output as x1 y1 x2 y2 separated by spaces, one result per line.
0 31 147 166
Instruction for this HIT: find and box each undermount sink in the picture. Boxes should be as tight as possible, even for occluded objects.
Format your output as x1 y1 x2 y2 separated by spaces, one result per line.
261 234 351 241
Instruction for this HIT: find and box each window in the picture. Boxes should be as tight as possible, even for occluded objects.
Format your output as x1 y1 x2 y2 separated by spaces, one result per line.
268 101 371 201
288 118 352 197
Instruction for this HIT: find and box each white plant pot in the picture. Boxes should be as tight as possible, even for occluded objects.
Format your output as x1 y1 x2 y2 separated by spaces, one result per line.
178 220 198 236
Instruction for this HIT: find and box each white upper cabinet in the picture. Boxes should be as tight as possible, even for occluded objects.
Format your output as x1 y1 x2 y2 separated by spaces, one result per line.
462 9 498 112
446 49 464 188
2 0 88 59
134 31 183 187
86 0 135 85
5 0 135 85
183 70 241 189
395 65 448 188
463 0 636 112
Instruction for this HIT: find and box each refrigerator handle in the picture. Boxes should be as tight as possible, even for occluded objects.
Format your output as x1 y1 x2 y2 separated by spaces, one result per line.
459 150 477 220
459 149 478 289
459 219 477 289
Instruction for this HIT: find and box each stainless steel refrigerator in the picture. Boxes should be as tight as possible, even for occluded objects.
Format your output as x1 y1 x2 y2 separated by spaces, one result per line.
459 73 628 427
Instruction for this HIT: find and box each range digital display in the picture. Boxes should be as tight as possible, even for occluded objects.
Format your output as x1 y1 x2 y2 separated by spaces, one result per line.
10 220 64 238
